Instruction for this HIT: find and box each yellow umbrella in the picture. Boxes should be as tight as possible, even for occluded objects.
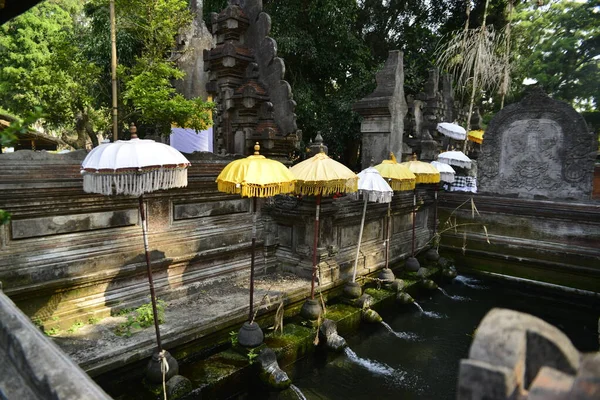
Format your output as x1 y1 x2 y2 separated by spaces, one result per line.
468 129 484 144
289 150 358 318
400 154 441 184
290 152 358 196
400 154 440 269
216 143 295 347
374 153 416 270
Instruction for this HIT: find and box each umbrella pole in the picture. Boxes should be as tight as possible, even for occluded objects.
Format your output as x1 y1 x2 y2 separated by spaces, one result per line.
433 185 438 236
249 197 257 322
385 202 391 269
310 194 321 300
411 189 417 258
138 196 162 351
352 196 368 283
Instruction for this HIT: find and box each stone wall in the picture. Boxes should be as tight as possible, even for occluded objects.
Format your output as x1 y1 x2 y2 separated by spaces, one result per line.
0 286 111 399
266 187 436 285
0 150 276 330
438 192 600 293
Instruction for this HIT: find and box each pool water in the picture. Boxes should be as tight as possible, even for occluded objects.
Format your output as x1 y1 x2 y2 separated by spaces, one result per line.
270 274 599 400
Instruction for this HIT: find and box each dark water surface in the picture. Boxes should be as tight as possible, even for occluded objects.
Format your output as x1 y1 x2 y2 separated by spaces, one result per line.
278 274 599 400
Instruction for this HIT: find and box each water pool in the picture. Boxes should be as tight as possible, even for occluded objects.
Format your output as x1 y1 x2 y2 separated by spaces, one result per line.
271 274 598 400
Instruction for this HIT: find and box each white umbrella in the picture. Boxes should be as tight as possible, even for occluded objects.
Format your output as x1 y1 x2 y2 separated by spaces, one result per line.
437 122 467 141
437 150 472 169
81 124 189 371
351 167 393 283
430 161 456 183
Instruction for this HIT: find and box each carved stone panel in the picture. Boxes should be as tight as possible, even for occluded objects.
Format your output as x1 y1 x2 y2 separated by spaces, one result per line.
478 90 597 200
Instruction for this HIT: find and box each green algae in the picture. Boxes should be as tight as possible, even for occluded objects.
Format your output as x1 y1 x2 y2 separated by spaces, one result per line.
364 288 393 302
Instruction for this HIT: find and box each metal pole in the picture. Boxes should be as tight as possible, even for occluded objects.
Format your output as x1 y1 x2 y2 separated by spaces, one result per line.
138 196 162 351
310 194 321 300
352 196 368 282
433 186 438 236
248 197 257 322
110 0 118 142
412 189 417 257
385 202 391 269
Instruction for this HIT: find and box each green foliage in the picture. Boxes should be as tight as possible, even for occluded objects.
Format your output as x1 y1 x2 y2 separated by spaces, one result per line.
511 0 600 110
229 331 239 346
88 316 100 325
44 327 61 336
67 320 85 333
114 300 166 337
246 348 258 364
0 0 213 148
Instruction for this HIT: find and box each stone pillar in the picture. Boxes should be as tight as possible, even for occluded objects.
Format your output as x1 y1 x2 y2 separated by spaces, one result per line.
172 0 215 101
353 51 408 168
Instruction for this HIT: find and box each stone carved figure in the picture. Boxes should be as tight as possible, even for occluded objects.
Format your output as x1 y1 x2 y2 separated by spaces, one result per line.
478 89 597 200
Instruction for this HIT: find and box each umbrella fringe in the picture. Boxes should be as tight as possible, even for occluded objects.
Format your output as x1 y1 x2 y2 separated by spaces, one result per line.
294 179 358 196
413 174 441 185
389 180 416 191
83 168 188 196
217 181 295 198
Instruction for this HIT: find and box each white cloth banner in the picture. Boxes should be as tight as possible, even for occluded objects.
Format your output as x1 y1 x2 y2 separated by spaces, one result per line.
170 127 213 153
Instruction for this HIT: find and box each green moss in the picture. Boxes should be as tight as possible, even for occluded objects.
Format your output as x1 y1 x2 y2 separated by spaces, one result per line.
324 304 358 322
364 288 393 302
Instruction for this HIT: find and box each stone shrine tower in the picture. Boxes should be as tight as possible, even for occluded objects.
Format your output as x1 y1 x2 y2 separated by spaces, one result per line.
204 0 299 161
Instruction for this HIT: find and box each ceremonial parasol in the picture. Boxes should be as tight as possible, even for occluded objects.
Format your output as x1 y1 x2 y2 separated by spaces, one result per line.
81 123 189 381
437 150 472 169
430 161 456 184
216 143 295 347
373 154 416 272
437 122 467 141
345 167 393 297
468 129 484 144
400 155 440 271
290 150 358 319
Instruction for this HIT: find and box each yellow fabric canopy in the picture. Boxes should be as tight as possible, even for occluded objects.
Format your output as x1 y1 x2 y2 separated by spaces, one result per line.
289 152 358 196
374 153 416 191
216 144 295 198
400 154 440 184
468 130 484 144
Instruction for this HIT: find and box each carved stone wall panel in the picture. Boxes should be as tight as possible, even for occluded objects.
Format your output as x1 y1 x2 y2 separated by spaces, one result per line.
478 90 597 200
11 210 138 240
0 151 273 329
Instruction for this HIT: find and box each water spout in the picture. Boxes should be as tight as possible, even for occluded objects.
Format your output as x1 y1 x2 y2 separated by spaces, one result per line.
290 384 307 400
437 287 470 301
413 302 424 312
343 347 396 376
381 321 418 340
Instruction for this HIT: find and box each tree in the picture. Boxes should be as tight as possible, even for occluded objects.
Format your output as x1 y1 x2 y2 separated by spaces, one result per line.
0 0 103 148
0 0 213 149
511 0 600 110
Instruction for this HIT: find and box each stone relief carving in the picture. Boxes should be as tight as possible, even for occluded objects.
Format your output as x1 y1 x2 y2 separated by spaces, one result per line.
478 90 596 200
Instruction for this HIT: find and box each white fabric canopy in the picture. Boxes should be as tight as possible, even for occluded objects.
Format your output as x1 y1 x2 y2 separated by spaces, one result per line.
81 138 190 196
437 122 467 141
354 167 394 203
170 127 213 153
430 161 456 183
437 150 472 169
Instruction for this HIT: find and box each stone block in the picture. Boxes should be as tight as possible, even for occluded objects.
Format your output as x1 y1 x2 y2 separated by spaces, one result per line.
528 367 574 400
